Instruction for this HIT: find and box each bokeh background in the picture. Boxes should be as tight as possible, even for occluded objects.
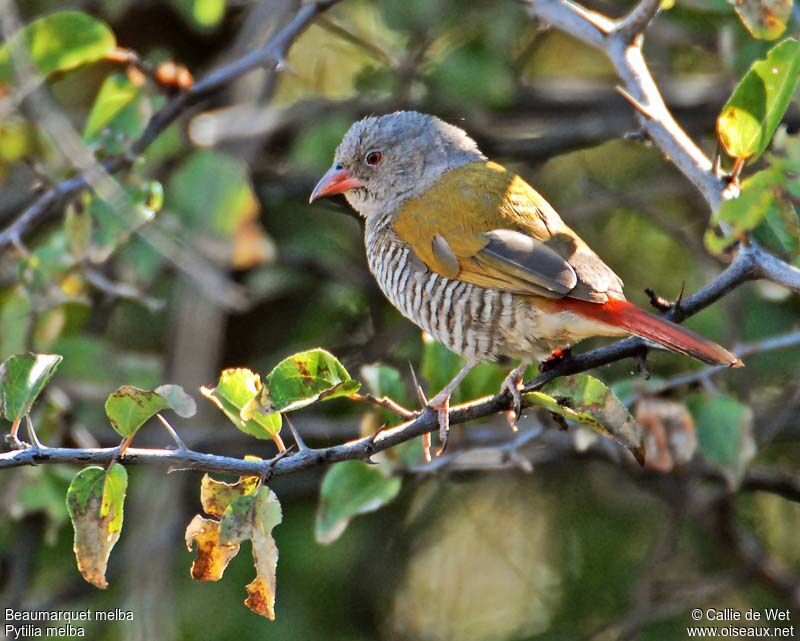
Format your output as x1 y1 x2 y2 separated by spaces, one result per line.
1 0 799 639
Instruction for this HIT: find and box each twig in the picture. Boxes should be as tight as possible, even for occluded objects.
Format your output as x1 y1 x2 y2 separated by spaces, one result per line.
351 393 417 419
0 242 793 475
0 0 340 250
526 0 735 210
741 466 800 505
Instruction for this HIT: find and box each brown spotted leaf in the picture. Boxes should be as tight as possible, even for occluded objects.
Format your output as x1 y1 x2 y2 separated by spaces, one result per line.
66 463 128 589
218 487 283 620
733 0 792 40
264 348 360 413
527 374 644 464
184 514 240 581
200 473 260 519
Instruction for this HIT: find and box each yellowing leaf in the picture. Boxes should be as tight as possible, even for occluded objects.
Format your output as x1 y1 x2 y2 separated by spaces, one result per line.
0 11 115 86
218 487 283 620
733 0 792 40
528 374 644 464
184 515 240 581
104 384 196 437
201 368 282 440
66 463 128 589
200 473 259 519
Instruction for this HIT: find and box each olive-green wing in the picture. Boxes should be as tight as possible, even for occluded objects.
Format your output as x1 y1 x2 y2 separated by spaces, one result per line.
391 161 624 302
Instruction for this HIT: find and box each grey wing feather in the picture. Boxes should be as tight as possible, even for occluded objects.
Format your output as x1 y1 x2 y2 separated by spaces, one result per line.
478 229 578 296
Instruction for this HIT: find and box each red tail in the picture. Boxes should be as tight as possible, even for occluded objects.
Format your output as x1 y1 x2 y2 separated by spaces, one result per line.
560 298 743 367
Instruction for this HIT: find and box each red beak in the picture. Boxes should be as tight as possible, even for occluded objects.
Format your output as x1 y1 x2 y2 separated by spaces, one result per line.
309 165 363 203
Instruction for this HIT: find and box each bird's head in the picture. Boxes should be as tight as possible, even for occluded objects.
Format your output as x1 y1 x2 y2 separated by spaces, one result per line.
309 111 485 218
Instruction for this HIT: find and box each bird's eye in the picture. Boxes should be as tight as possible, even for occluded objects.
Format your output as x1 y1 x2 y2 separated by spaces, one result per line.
365 150 382 166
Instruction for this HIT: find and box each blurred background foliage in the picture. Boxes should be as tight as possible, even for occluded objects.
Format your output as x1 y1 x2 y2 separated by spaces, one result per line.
0 0 799 639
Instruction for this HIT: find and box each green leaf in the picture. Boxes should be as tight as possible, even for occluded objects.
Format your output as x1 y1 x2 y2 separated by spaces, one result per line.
83 73 153 154
265 348 360 413
0 11 116 86
717 38 800 162
154 384 197 418
66 463 128 589
0 353 62 421
201 368 282 440
172 0 227 30
104 383 195 437
687 393 755 482
86 183 161 263
166 150 258 237
529 374 644 463
0 288 32 360
315 461 402 544
733 0 792 40
707 163 799 255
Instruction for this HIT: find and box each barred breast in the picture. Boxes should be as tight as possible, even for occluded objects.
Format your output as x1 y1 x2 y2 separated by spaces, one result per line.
364 216 615 363
365 218 559 364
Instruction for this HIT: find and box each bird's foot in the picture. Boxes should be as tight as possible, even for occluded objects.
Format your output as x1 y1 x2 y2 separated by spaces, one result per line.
500 370 525 432
539 347 572 373
427 390 451 457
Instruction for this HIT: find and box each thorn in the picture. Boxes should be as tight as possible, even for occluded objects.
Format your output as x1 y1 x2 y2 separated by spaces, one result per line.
283 415 312 453
624 129 650 143
615 85 656 120
644 287 672 311
259 445 295 483
421 431 432 463
712 142 722 177
408 362 428 407
674 281 686 316
275 57 295 75
630 443 647 467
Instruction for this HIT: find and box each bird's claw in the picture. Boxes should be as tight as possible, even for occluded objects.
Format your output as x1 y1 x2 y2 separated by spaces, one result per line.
427 392 451 457
539 347 572 372
500 374 524 432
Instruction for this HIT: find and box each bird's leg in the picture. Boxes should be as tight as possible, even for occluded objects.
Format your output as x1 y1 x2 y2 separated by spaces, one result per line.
427 363 474 456
539 346 572 372
500 361 531 431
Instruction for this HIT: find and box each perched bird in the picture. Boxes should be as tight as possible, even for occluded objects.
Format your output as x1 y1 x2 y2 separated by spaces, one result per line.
309 111 741 446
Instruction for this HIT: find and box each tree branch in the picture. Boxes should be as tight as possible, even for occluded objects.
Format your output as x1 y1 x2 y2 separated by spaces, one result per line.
0 0 339 250
526 0 734 210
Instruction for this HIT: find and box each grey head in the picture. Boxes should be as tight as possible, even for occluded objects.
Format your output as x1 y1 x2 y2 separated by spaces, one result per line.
309 111 485 218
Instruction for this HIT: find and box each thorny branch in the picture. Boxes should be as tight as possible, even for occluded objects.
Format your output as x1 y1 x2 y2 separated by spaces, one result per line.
1 0 799 608
0 0 340 250
0 0 798 489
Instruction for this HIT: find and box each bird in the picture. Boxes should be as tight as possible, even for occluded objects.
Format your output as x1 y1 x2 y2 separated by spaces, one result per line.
309 111 741 450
